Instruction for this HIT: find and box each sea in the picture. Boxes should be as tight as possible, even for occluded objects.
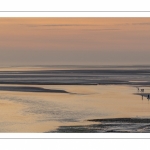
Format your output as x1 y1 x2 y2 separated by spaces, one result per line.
0 65 150 133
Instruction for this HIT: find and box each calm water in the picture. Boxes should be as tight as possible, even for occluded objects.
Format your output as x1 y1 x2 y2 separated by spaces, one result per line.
0 65 150 85
0 65 150 132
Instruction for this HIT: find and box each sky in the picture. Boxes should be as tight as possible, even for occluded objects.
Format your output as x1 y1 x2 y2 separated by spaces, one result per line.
0 17 150 66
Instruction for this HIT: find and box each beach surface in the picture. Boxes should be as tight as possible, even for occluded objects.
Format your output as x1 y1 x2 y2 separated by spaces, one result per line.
0 65 150 132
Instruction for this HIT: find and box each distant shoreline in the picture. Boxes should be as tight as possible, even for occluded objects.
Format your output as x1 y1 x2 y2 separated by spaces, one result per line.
0 82 150 86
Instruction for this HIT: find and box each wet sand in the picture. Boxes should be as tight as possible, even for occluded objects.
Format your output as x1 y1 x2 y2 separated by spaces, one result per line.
0 84 150 132
53 86 150 132
134 93 150 99
1 66 150 132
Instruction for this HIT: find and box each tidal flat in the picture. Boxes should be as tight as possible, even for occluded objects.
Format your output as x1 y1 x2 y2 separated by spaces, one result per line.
0 65 150 132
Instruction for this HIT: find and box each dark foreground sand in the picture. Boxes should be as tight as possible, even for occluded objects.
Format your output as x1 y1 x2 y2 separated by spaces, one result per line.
51 118 150 133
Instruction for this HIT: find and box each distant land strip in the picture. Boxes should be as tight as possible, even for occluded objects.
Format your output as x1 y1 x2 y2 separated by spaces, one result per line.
0 81 150 86
0 86 68 93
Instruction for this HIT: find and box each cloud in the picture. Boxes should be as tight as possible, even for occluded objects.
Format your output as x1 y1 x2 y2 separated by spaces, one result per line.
115 23 130 26
19 24 101 28
100 28 120 31
132 22 150 26
82 28 120 31
115 22 150 26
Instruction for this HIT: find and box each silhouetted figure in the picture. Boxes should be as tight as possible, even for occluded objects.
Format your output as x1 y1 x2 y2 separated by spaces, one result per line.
142 95 143 100
147 94 149 100
138 87 139 92
141 89 144 93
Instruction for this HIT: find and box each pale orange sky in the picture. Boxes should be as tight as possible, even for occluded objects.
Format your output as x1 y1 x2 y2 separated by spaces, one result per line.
0 18 150 65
